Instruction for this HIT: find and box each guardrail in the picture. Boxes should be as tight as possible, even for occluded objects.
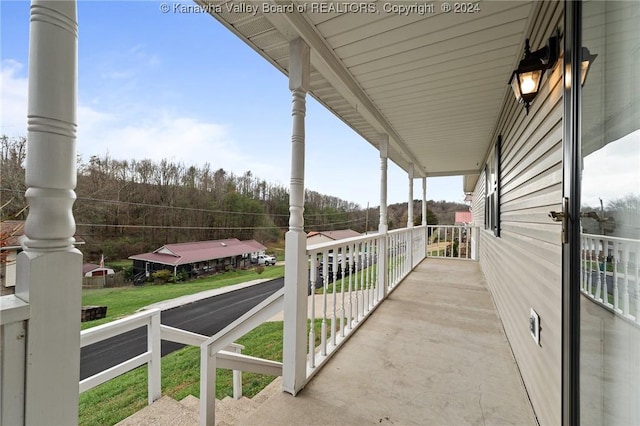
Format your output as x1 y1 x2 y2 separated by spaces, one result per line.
1 295 30 425
426 225 479 260
304 227 425 385
200 288 284 425
80 310 161 402
79 308 262 414
581 233 640 322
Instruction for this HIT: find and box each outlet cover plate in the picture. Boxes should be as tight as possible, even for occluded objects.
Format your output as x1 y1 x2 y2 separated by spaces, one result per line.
530 308 540 345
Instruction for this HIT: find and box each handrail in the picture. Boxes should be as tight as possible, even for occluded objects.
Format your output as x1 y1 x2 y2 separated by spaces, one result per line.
0 294 30 325
1 295 29 425
200 287 284 425
202 288 285 355
79 309 161 404
81 309 159 348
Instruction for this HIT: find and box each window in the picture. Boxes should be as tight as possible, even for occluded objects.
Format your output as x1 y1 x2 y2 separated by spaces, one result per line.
485 136 501 236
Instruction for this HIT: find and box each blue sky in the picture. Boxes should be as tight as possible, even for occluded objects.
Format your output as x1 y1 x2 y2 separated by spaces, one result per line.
1 1 464 208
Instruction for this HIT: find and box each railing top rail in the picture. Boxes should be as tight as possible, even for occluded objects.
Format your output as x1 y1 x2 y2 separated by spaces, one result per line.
203 287 284 355
582 233 640 245
426 224 476 228
80 308 160 348
306 232 382 254
0 294 30 325
387 227 412 236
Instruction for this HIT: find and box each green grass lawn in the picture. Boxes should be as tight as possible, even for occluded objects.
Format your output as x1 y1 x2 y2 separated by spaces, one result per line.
81 266 284 330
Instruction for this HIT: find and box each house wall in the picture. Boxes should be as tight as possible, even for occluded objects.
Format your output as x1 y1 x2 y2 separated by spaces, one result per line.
472 2 564 425
0 250 17 290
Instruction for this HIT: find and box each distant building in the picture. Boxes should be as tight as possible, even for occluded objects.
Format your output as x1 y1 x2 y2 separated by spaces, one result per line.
82 263 115 277
1 220 84 294
129 238 267 278
454 211 472 225
306 229 362 246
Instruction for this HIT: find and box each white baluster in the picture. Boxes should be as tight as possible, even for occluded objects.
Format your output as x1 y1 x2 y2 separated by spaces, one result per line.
613 241 620 312
449 227 454 258
580 237 587 292
587 238 593 295
595 239 603 302
372 239 379 305
347 243 354 329
339 247 346 337
622 244 630 317
331 250 338 347
353 245 359 323
602 240 611 307
309 255 316 368
360 242 367 317
369 240 375 309
321 251 328 356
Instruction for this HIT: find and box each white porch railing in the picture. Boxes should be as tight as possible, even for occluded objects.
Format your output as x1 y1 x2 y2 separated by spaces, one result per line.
1 225 430 426
200 288 284 426
0 295 30 425
78 302 282 426
581 233 640 323
304 227 425 383
79 309 162 402
427 225 479 260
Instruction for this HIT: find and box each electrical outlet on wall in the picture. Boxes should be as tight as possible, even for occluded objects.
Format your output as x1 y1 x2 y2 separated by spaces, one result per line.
530 308 540 345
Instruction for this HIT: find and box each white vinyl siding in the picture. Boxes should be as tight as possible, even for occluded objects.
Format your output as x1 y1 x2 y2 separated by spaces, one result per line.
472 1 563 425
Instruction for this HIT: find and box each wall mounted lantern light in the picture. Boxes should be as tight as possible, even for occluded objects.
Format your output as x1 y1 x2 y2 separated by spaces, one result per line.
580 47 597 86
509 32 560 114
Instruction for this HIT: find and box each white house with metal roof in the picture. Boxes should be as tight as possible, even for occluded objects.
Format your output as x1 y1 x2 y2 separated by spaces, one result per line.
129 239 267 278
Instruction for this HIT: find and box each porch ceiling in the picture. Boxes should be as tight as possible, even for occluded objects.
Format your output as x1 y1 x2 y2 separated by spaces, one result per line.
201 0 536 178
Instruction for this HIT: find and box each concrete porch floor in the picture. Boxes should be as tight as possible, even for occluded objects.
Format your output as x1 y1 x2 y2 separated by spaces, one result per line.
243 258 537 425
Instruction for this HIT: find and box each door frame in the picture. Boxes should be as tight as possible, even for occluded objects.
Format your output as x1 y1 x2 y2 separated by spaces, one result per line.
562 1 582 425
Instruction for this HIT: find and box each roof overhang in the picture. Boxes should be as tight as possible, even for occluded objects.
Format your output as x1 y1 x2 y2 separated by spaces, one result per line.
199 0 536 184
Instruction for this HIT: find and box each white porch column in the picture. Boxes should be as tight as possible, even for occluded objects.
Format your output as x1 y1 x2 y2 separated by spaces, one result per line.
378 135 389 300
407 164 414 228
422 177 428 261
16 1 82 424
422 177 427 226
407 164 414 268
282 38 310 396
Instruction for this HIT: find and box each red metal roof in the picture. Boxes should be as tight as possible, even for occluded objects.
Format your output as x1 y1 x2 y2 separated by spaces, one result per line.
128 239 267 266
307 229 361 240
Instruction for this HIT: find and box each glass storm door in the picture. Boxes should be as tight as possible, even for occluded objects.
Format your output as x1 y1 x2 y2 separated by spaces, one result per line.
578 1 640 424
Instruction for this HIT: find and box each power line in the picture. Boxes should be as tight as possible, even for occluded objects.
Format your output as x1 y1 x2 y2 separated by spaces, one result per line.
75 223 279 230
0 188 360 218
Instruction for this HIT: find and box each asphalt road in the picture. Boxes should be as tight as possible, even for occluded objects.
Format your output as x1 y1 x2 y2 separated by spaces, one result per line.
80 277 284 380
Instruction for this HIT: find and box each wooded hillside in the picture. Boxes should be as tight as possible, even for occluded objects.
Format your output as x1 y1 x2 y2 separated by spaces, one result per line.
1 135 468 261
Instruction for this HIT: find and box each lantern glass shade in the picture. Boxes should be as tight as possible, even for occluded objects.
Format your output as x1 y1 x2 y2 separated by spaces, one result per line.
510 68 543 103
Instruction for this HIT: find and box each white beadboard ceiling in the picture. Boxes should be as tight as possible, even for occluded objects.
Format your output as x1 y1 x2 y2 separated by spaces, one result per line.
199 0 536 179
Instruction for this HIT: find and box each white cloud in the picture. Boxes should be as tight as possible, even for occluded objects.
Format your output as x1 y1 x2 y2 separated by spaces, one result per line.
76 105 280 180
1 59 28 137
1 58 277 184
582 130 640 208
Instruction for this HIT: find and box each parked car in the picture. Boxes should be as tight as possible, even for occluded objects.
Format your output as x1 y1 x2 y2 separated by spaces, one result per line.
254 254 276 266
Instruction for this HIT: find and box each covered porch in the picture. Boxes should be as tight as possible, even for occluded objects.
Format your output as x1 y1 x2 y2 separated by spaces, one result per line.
7 1 636 425
242 258 535 425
